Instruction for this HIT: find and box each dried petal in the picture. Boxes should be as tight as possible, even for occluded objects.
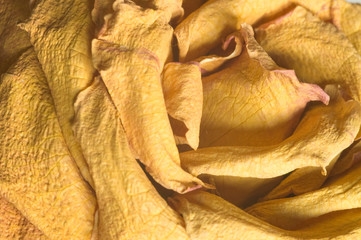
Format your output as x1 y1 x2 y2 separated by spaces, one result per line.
0 0 31 74
73 77 190 240
162 62 203 149
175 0 291 61
92 1 207 192
199 24 329 148
0 49 96 239
256 6 361 101
181 84 361 178
20 0 96 186
246 161 361 229
332 0 361 54
331 139 361 176
0 195 47 239
171 191 361 239
195 31 243 74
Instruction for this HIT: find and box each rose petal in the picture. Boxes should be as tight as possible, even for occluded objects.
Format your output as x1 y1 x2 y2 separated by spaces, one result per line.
171 191 361 239
174 0 291 61
73 77 190 240
92 1 208 193
0 48 96 239
199 24 329 148
181 84 361 179
256 6 361 101
19 0 96 186
246 160 361 230
162 62 203 149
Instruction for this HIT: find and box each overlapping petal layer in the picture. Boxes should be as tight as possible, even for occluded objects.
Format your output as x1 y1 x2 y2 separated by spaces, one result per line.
175 0 291 61
246 160 361 229
171 191 361 239
20 0 96 186
162 62 203 149
256 6 361 101
0 195 47 239
181 85 361 178
0 49 96 239
92 1 207 193
73 77 189 240
199 24 329 148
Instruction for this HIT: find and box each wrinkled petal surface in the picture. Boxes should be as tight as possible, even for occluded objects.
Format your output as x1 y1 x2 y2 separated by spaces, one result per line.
163 62 203 149
92 1 207 193
246 160 361 229
73 77 190 240
171 191 361 239
0 49 96 239
256 6 361 101
20 0 96 186
175 0 291 61
181 87 361 178
199 24 329 148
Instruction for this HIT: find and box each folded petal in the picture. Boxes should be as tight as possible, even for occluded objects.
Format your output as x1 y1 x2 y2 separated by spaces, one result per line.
199 24 329 148
73 77 190 240
171 191 361 239
0 48 96 239
256 6 361 101
92 1 207 193
174 0 291 61
195 31 243 74
246 160 361 229
260 156 338 201
162 62 203 149
181 86 361 178
260 86 343 200
20 0 96 186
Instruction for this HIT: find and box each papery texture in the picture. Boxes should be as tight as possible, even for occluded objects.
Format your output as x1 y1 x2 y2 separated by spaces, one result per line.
175 0 291 61
0 49 96 239
171 191 361 239
92 1 206 193
260 158 337 201
256 6 361 101
73 77 190 240
0 195 47 239
199 24 329 148
20 0 96 186
260 86 343 200
181 85 361 178
162 62 203 149
246 160 361 230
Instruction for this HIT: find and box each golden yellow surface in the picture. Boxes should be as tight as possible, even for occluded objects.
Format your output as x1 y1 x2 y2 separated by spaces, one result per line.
0 48 96 239
1 0 361 239
198 24 329 148
181 84 361 178
73 77 189 240
162 62 203 149
19 0 96 187
256 6 361 101
172 191 361 239
92 1 207 193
